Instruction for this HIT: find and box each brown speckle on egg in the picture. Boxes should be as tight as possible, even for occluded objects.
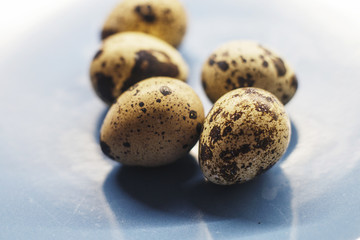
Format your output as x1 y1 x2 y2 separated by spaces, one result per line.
120 50 180 93
199 87 291 185
160 86 172 96
90 32 188 105
101 0 187 47
100 77 205 167
94 72 115 103
93 49 103 60
134 5 156 23
201 41 298 105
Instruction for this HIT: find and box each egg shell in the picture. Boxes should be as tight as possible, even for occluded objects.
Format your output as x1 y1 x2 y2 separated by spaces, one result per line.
90 32 188 105
101 0 187 47
201 41 298 105
199 87 291 185
100 77 204 167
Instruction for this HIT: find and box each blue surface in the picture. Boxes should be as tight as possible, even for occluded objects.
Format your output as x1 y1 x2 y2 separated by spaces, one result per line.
1 0 360 239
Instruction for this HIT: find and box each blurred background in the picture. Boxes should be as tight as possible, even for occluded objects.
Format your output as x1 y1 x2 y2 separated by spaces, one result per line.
0 0 360 239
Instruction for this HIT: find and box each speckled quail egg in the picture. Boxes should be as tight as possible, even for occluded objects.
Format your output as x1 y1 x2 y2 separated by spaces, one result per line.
199 87 291 185
100 77 204 167
90 32 188 105
101 0 187 47
201 41 298 105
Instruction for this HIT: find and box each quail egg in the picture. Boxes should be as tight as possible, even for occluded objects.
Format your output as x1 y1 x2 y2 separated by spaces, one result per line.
199 87 291 185
100 77 204 167
201 41 298 105
101 0 187 47
90 32 188 105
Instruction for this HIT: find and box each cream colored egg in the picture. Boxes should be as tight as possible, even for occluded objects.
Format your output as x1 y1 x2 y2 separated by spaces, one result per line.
100 77 204 167
90 32 188 105
101 0 187 47
199 87 291 185
201 41 298 105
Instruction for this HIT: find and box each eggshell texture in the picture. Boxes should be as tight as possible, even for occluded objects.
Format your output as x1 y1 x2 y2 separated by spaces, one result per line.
201 41 298 105
101 0 187 47
199 87 291 185
90 32 188 105
100 77 204 167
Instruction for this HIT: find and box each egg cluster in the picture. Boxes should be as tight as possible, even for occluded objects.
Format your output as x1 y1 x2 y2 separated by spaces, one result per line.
89 0 298 185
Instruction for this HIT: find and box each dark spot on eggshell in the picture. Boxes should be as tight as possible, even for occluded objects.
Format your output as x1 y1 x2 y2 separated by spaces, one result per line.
282 94 289 102
189 110 197 119
271 57 286 77
226 78 236 90
253 128 265 137
222 126 232 137
139 102 144 107
141 108 147 113
156 99 161 103
245 88 258 95
196 123 203 135
94 72 115 103
208 108 222 123
202 79 207 90
262 61 268 67
254 137 274 150
231 111 242 121
222 111 229 118
208 54 216 66
209 125 221 144
101 29 117 40
255 102 270 113
123 142 131 147
183 144 188 149
237 75 255 87
160 86 172 96
266 96 274 103
200 144 213 162
291 75 298 89
240 56 247 63
219 144 251 161
121 50 179 92
132 89 139 96
217 61 229 71
134 5 156 23
219 161 239 183
231 70 239 77
100 140 114 159
93 50 103 60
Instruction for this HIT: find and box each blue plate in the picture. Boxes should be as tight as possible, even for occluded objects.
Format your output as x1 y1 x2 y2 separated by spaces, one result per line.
1 0 360 239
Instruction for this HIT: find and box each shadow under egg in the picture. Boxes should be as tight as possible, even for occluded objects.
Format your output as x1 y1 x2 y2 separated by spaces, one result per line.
102 154 202 227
